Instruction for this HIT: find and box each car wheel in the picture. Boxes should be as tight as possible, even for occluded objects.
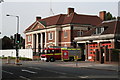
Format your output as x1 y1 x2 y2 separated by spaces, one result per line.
50 57 55 62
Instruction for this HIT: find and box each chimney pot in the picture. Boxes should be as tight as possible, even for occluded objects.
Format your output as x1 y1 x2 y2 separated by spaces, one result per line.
36 17 41 21
68 8 74 15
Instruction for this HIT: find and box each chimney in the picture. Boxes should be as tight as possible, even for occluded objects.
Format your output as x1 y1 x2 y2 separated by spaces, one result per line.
68 8 74 15
117 17 120 21
36 16 41 21
99 11 106 21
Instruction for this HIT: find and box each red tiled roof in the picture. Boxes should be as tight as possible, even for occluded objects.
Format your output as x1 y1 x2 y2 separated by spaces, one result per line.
115 21 120 35
63 13 102 26
25 12 102 32
82 28 96 37
82 20 120 37
40 13 102 26
40 14 64 26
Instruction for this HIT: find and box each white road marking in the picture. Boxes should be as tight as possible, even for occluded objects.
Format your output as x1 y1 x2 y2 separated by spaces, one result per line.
28 67 41 70
35 77 78 78
78 76 89 78
22 69 37 74
28 67 66 75
19 76 31 80
45 69 67 75
2 70 13 75
78 76 118 78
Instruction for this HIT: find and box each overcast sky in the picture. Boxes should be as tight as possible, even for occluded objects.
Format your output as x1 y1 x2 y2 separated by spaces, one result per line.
0 0 119 38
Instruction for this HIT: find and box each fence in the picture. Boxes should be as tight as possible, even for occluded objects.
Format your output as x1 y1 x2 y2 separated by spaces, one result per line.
0 49 33 59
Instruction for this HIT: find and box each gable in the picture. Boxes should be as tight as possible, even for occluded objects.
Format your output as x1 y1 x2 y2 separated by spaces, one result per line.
31 21 45 31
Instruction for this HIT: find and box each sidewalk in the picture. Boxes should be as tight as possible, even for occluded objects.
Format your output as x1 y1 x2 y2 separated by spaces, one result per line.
57 61 119 71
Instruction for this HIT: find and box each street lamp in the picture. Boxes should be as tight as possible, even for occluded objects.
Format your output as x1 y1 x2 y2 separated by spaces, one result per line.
6 14 20 65
6 14 19 33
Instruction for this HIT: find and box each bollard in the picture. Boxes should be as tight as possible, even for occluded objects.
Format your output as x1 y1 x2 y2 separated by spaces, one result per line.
75 60 78 67
6 56 10 64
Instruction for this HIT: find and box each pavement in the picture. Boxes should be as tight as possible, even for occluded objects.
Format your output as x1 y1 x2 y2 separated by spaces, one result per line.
54 61 120 72
2 59 120 72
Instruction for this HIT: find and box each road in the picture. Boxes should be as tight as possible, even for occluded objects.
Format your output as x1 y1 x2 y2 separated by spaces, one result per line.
2 60 119 80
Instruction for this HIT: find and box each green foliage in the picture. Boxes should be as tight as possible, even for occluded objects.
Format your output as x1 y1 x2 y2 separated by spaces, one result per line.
2 36 14 49
1 35 25 49
105 12 116 21
19 57 32 61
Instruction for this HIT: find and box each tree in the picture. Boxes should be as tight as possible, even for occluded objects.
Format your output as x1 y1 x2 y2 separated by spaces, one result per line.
2 36 13 49
105 12 116 21
2 35 25 49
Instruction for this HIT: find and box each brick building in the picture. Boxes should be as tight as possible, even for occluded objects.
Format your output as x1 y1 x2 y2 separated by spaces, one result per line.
74 18 120 62
24 8 102 54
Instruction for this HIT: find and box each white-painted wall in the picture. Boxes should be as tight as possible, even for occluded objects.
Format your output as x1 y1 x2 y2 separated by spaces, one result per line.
0 49 33 59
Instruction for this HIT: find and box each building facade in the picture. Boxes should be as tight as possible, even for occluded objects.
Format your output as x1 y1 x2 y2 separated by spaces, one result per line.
24 8 102 55
74 18 120 63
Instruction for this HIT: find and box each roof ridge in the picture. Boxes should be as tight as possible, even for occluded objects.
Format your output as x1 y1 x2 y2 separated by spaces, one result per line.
77 14 98 17
42 14 66 20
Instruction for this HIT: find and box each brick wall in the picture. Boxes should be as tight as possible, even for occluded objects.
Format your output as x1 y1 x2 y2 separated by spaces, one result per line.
26 34 32 44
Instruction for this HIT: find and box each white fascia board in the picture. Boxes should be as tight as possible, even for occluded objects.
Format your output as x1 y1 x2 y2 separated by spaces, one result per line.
73 27 88 30
75 34 115 41
46 25 57 28
62 26 71 31
77 39 115 43
25 29 47 34
46 28 57 31
61 24 71 27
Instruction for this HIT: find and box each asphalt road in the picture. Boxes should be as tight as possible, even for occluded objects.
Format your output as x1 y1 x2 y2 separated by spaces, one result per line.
2 60 119 80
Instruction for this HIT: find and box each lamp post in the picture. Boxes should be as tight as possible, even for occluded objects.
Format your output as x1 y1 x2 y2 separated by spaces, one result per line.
6 14 20 65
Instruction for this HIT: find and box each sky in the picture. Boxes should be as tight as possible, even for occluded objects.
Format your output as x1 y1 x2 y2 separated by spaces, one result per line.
0 0 119 38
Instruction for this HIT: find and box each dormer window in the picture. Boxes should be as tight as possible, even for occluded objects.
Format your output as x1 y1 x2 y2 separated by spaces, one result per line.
96 27 104 34
78 31 83 36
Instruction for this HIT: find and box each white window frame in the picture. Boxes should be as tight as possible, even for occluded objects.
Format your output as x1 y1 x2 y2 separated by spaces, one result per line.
101 27 104 33
96 27 104 34
78 31 83 36
27 35 31 42
48 32 53 40
64 30 68 38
